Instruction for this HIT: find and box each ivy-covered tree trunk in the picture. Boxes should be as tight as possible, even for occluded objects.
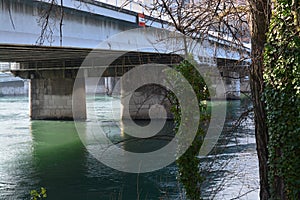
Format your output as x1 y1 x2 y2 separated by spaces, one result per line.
264 0 300 199
248 1 271 199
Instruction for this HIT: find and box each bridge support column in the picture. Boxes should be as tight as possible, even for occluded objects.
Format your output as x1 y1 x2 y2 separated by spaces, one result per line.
30 78 86 120
223 71 240 100
121 84 173 120
105 77 120 95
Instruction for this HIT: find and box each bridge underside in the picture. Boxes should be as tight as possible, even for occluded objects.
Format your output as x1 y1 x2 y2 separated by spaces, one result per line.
0 44 182 77
0 44 249 120
1 44 183 120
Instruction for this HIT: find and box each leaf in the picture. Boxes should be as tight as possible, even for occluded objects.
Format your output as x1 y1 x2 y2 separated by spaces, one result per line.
41 187 46 195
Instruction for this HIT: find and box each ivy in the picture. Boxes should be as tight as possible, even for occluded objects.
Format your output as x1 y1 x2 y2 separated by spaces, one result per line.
264 0 300 199
169 57 210 200
30 187 47 200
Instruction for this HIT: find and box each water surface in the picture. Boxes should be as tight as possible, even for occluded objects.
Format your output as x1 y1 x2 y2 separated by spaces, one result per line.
0 95 258 199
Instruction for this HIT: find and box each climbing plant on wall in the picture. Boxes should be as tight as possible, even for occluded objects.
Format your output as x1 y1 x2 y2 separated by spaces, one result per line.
264 0 300 199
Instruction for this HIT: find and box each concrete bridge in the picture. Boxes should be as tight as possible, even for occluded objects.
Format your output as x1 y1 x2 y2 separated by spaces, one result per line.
0 0 250 120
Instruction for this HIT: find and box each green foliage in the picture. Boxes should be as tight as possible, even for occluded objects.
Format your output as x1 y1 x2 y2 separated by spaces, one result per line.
264 0 300 199
169 58 210 200
30 187 47 200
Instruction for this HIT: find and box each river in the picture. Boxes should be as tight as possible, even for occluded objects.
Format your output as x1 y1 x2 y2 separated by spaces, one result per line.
0 95 259 199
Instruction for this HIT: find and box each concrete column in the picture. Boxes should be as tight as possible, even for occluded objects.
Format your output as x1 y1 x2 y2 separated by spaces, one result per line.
105 77 120 95
223 71 241 100
72 78 87 120
30 78 86 120
121 84 173 120
228 71 240 99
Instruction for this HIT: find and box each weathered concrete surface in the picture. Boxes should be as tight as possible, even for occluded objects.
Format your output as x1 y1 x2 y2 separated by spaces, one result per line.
223 71 241 100
217 58 250 100
121 84 172 120
30 78 86 120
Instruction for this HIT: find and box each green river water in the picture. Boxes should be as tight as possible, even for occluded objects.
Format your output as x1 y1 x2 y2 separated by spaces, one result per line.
0 95 259 199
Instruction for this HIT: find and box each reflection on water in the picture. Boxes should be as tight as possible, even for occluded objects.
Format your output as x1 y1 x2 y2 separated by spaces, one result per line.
0 95 258 199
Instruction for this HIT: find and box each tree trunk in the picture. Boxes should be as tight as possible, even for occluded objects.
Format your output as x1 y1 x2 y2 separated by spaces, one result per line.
249 1 271 199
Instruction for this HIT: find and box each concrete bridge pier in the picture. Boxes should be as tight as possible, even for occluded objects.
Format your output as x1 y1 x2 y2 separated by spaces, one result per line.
29 77 86 120
223 71 241 99
217 59 248 100
105 77 120 96
13 68 87 120
121 84 173 120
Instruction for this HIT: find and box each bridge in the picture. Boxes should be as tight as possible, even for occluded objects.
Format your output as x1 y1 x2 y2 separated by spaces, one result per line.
0 0 250 120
